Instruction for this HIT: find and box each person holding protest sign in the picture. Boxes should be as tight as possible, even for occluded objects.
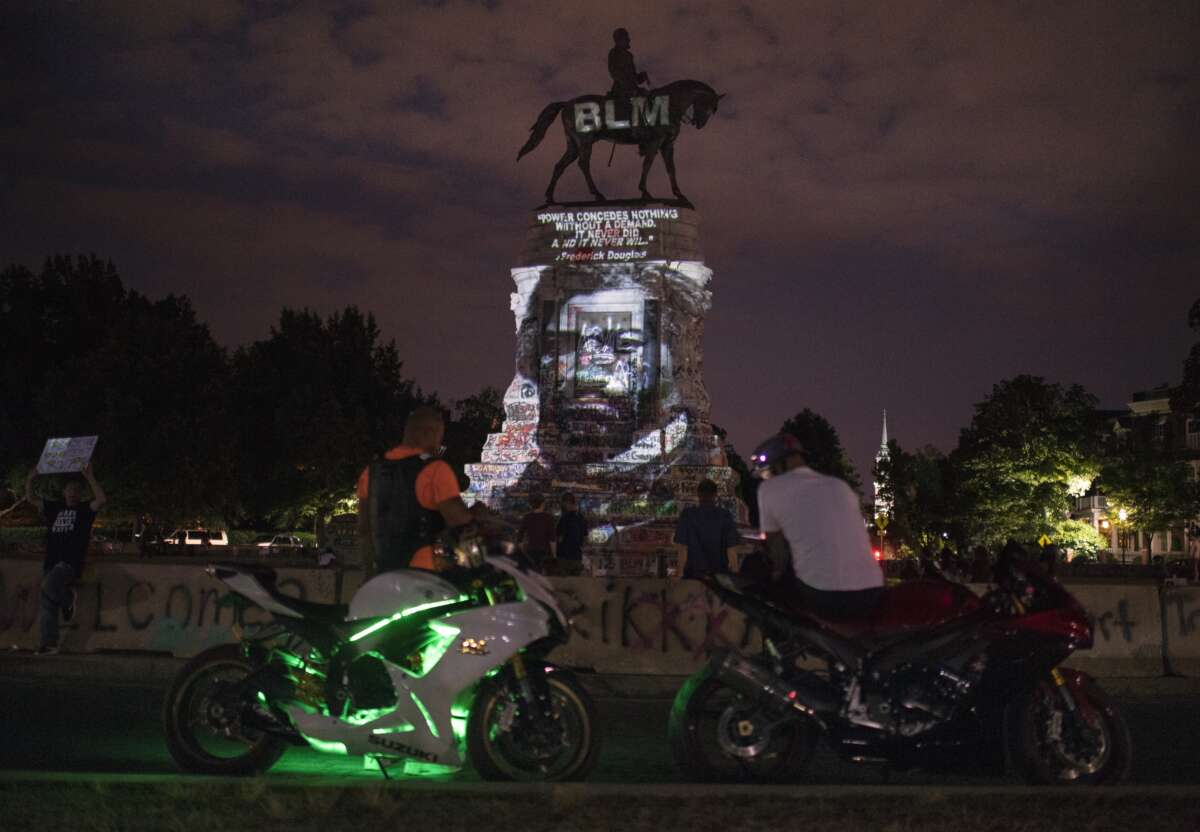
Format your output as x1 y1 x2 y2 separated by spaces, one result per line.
25 462 107 654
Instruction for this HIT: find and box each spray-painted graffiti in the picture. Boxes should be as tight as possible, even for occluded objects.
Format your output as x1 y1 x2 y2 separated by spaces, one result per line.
505 402 538 422
490 424 537 450
1163 587 1200 674
614 526 674 546
1166 588 1200 638
547 578 760 674
3 556 1189 678
1091 599 1138 643
0 559 341 656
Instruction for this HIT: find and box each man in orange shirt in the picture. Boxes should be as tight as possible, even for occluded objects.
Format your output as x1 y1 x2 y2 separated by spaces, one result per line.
357 406 471 573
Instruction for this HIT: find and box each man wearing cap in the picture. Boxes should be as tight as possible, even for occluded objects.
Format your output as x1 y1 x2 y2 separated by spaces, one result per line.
752 433 883 618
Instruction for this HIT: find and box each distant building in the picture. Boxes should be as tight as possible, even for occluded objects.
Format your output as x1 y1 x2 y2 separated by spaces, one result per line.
1072 386 1200 561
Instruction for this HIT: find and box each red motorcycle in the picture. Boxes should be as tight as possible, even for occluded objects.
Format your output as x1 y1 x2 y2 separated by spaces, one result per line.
669 553 1132 784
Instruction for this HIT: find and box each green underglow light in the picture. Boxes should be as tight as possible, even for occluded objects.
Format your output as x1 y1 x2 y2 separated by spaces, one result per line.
256 691 268 705
371 723 416 734
410 691 440 740
408 622 460 678
303 736 348 755
275 650 326 677
401 760 458 777
349 596 469 643
450 702 470 749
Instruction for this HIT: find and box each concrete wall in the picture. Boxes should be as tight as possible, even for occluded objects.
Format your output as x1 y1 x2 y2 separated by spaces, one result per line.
1 556 1191 678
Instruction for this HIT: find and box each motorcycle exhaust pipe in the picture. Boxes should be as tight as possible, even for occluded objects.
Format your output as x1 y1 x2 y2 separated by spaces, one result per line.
713 650 839 719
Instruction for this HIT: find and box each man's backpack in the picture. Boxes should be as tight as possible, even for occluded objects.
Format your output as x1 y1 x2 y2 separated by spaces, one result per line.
367 456 442 572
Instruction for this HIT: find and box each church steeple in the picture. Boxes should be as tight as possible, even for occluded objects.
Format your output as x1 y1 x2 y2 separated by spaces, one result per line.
873 410 892 518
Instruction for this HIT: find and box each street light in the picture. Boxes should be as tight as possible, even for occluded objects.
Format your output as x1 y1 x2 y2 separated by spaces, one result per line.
1116 508 1129 565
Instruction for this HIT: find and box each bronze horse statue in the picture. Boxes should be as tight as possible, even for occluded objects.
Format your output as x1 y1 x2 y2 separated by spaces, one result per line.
518 80 723 206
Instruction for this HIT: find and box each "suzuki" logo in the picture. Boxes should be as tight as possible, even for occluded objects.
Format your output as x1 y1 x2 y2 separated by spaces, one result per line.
368 734 438 762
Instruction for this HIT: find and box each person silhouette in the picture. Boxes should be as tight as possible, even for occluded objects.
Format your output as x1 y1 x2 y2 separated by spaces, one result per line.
608 27 649 100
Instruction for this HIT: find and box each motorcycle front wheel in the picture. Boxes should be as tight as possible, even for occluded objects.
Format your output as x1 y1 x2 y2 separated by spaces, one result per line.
668 667 818 783
1008 674 1132 785
163 644 287 776
466 665 599 781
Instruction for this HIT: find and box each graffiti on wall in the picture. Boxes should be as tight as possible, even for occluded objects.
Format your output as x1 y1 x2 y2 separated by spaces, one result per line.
0 561 334 655
551 579 758 669
1166 589 1200 639
1091 598 1138 643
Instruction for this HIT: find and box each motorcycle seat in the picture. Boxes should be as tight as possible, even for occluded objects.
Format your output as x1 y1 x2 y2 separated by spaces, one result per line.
769 580 980 641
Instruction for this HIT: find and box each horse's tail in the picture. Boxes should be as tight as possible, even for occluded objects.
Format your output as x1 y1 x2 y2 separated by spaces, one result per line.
517 102 565 161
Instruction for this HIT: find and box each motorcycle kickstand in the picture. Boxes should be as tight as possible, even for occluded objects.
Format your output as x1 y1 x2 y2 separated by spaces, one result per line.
369 755 395 781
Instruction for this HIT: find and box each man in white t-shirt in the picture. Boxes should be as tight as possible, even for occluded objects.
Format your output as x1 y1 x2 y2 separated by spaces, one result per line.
751 433 883 619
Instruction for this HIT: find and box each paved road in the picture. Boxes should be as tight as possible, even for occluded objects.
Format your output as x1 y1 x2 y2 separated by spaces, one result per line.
2 668 1198 785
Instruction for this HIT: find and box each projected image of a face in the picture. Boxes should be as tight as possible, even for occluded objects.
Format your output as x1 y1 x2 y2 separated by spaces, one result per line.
575 311 638 395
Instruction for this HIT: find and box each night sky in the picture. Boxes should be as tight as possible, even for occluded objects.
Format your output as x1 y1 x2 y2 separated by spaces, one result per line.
3 2 1198 485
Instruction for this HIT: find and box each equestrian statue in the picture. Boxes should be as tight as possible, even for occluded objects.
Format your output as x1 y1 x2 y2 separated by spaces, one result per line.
518 27 723 207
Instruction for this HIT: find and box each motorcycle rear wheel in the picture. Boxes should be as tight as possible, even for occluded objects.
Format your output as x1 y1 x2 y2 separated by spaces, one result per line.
163 644 287 776
1008 675 1132 785
467 666 599 782
669 667 818 783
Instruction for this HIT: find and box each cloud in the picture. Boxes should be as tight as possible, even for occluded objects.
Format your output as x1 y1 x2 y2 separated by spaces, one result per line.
162 120 263 168
3 0 1198 476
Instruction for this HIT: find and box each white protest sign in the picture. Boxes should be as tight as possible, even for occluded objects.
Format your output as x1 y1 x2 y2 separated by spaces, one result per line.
36 436 98 474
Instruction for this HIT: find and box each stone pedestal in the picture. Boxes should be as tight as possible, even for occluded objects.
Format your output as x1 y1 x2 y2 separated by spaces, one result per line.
465 204 745 568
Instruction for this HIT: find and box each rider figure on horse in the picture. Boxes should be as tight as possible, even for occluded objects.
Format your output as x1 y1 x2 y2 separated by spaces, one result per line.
608 27 649 101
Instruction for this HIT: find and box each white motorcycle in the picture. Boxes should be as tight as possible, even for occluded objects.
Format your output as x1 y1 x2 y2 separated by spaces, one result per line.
162 538 600 780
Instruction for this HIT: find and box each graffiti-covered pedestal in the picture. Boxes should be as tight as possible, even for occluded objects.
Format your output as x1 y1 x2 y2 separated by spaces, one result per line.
465 204 745 569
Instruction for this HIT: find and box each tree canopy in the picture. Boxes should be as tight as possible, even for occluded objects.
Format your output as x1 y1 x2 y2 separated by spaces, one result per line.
1171 298 1200 415
229 306 421 529
1100 396 1200 556
874 441 958 552
442 386 505 489
1 256 233 522
954 375 1105 550
779 409 862 493
1 258 430 529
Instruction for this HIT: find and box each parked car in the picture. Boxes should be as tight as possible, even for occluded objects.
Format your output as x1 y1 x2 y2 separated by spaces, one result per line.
163 529 229 546
257 534 304 552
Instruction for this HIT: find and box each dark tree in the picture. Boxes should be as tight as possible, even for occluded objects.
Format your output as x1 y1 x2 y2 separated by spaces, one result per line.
229 307 420 529
0 256 233 523
1170 298 1200 416
779 409 862 492
874 440 958 552
442 387 505 488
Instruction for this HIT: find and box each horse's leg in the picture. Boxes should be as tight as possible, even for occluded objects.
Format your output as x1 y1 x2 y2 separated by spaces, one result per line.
638 141 660 200
546 142 579 204
662 142 688 204
577 140 605 202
